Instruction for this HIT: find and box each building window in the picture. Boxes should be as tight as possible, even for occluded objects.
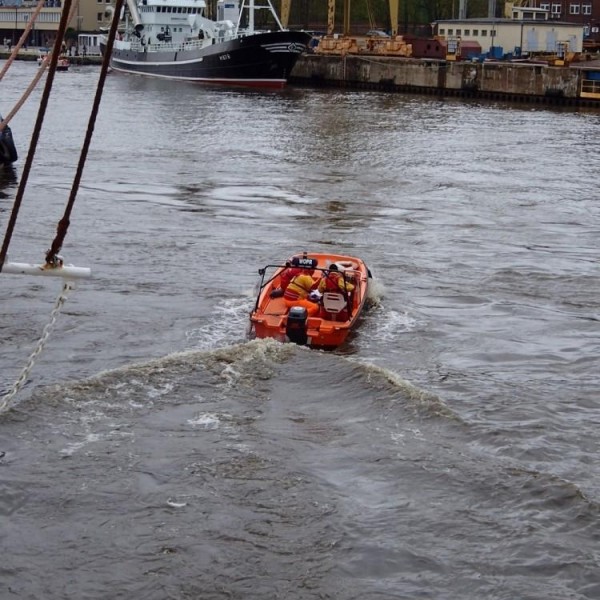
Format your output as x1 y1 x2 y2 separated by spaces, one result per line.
464 29 470 35
472 29 479 35
540 2 550 9
456 29 461 35
582 4 592 15
570 4 580 14
481 30 487 36
439 28 445 35
448 28 454 35
96 12 103 21
551 4 561 15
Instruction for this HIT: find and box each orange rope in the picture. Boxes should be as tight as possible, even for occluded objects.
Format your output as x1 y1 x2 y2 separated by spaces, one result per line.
0 0 80 133
0 0 47 86
46 0 125 265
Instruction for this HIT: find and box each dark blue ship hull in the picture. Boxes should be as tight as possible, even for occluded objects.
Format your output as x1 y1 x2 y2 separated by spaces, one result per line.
101 30 311 88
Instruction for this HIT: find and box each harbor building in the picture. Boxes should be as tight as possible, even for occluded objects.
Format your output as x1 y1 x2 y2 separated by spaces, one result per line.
433 5 584 59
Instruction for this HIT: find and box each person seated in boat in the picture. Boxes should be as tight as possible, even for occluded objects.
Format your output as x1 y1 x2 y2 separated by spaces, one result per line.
318 263 355 319
270 256 302 298
283 259 320 316
280 257 303 290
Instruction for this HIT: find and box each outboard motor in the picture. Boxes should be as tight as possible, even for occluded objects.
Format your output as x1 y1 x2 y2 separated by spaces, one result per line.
286 306 308 345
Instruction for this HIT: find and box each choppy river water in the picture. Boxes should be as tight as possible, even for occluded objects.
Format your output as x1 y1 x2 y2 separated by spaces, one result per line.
1 61 599 599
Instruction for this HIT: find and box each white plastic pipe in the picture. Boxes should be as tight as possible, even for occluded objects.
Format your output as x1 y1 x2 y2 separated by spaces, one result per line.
2 261 92 279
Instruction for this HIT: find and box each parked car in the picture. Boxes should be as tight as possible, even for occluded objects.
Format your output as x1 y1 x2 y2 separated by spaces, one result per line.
366 29 390 38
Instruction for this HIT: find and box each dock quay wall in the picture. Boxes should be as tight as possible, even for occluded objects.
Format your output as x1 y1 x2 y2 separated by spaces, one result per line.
291 54 600 108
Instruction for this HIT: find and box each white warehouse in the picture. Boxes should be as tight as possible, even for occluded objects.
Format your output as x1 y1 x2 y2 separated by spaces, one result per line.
433 6 584 56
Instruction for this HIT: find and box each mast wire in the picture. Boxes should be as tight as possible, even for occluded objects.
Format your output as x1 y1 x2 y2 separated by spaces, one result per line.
0 1 124 410
0 1 81 142
45 0 125 265
0 0 74 272
0 0 48 88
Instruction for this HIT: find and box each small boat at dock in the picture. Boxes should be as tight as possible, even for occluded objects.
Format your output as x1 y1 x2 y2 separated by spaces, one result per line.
37 52 70 71
250 252 372 349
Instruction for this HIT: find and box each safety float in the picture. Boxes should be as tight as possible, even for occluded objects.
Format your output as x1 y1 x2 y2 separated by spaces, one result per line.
0 114 18 164
249 252 372 349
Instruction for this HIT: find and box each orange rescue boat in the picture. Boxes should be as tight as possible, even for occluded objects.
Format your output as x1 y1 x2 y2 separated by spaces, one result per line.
249 252 372 349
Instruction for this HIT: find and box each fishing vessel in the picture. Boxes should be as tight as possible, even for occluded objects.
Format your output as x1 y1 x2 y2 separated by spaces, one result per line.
250 252 372 349
0 115 17 164
99 0 312 88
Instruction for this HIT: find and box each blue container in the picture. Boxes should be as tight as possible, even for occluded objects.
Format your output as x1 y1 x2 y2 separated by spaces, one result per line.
489 46 504 59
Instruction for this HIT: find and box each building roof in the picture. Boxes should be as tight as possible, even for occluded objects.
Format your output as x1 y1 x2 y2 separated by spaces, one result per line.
433 18 581 26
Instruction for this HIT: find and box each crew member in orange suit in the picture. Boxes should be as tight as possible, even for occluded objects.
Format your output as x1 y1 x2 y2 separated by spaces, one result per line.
279 256 302 291
283 259 320 316
318 263 355 319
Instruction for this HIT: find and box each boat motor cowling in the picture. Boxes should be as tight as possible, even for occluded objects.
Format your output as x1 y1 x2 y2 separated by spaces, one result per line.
286 306 308 345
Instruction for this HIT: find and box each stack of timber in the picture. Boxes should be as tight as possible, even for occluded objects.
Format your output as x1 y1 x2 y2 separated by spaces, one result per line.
315 35 412 57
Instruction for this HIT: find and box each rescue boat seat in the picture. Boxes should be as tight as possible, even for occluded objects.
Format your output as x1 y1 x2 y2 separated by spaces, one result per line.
264 296 288 315
322 292 346 313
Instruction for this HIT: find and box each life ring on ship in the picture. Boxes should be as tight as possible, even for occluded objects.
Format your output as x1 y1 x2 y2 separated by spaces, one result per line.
0 138 18 164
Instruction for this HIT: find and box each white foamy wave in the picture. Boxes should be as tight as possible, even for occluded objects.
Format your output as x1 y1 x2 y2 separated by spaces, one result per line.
367 276 386 306
187 412 225 429
60 432 102 456
166 498 188 508
186 296 254 351
372 307 417 341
